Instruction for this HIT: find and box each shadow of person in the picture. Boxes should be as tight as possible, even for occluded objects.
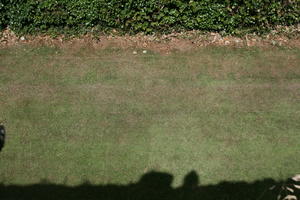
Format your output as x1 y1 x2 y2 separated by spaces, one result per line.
128 171 173 200
182 170 199 189
0 170 291 200
175 170 200 200
175 171 282 200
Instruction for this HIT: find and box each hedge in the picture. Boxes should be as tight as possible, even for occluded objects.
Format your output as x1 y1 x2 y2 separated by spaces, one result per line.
1 0 299 35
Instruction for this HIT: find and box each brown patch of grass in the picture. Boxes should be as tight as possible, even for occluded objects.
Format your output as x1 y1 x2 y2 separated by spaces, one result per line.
0 84 58 105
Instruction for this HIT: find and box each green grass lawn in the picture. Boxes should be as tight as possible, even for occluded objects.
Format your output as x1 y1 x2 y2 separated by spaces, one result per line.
0 45 299 187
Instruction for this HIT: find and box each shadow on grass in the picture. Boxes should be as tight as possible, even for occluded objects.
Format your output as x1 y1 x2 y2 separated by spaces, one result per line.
0 170 296 200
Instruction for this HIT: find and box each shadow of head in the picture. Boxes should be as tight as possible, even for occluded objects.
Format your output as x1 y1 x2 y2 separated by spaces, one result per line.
182 170 199 188
137 171 173 189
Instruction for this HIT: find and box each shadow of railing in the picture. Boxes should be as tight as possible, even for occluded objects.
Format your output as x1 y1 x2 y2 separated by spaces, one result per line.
1 171 298 200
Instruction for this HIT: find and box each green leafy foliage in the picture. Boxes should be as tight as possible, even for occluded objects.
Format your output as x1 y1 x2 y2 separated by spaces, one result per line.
0 0 9 30
1 0 299 35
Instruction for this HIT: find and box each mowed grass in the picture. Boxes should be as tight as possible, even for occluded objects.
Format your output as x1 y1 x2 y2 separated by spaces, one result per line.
0 45 299 187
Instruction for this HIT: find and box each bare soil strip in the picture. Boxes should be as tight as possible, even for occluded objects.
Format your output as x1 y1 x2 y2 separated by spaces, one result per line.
1 28 300 53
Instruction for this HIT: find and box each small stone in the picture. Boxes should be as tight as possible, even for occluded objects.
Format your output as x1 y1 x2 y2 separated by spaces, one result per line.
142 50 147 54
20 36 25 41
224 41 230 45
292 174 300 182
133 51 138 55
271 40 277 45
283 195 297 200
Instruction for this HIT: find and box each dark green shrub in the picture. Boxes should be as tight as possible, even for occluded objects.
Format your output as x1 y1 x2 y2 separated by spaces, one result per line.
0 0 9 30
1 0 299 35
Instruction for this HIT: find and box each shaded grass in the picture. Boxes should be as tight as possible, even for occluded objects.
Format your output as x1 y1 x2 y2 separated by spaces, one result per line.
0 45 299 186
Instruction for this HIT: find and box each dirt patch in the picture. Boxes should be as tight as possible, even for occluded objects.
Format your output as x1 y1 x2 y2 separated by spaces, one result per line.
1 27 300 54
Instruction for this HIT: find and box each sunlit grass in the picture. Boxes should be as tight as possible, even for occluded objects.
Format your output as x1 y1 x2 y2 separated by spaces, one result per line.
0 45 299 186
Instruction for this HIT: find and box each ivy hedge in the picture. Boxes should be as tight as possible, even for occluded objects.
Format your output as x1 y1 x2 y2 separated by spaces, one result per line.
0 0 299 35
